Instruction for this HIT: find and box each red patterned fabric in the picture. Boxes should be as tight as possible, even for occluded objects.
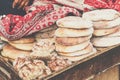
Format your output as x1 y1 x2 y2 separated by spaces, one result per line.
84 0 120 11
54 0 85 11
0 4 80 40
1 0 120 40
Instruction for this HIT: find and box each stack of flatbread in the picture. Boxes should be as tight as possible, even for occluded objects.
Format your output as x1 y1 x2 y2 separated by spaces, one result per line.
31 25 57 59
1 36 35 61
55 16 96 61
83 9 120 47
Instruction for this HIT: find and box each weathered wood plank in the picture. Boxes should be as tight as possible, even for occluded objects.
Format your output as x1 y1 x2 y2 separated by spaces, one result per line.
93 66 119 80
43 45 120 80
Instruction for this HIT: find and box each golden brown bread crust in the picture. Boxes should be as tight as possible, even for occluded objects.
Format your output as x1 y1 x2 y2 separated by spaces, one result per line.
61 48 97 61
55 35 92 46
93 17 120 29
0 36 35 44
9 42 34 51
10 37 35 44
58 43 93 56
106 27 120 37
55 40 90 52
1 44 31 60
55 28 93 37
0 36 9 42
93 26 120 36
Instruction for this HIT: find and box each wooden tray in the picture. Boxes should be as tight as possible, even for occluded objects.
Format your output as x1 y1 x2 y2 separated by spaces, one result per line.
0 44 119 80
0 56 22 80
43 44 120 80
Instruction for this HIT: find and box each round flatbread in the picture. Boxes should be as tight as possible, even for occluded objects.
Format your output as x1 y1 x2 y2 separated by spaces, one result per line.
10 37 35 44
55 40 90 52
82 9 120 21
93 17 120 29
55 35 92 46
9 42 34 51
58 43 94 56
1 44 31 60
106 28 120 37
91 36 120 47
0 36 9 42
56 16 93 29
61 48 96 62
93 26 119 36
55 28 93 37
